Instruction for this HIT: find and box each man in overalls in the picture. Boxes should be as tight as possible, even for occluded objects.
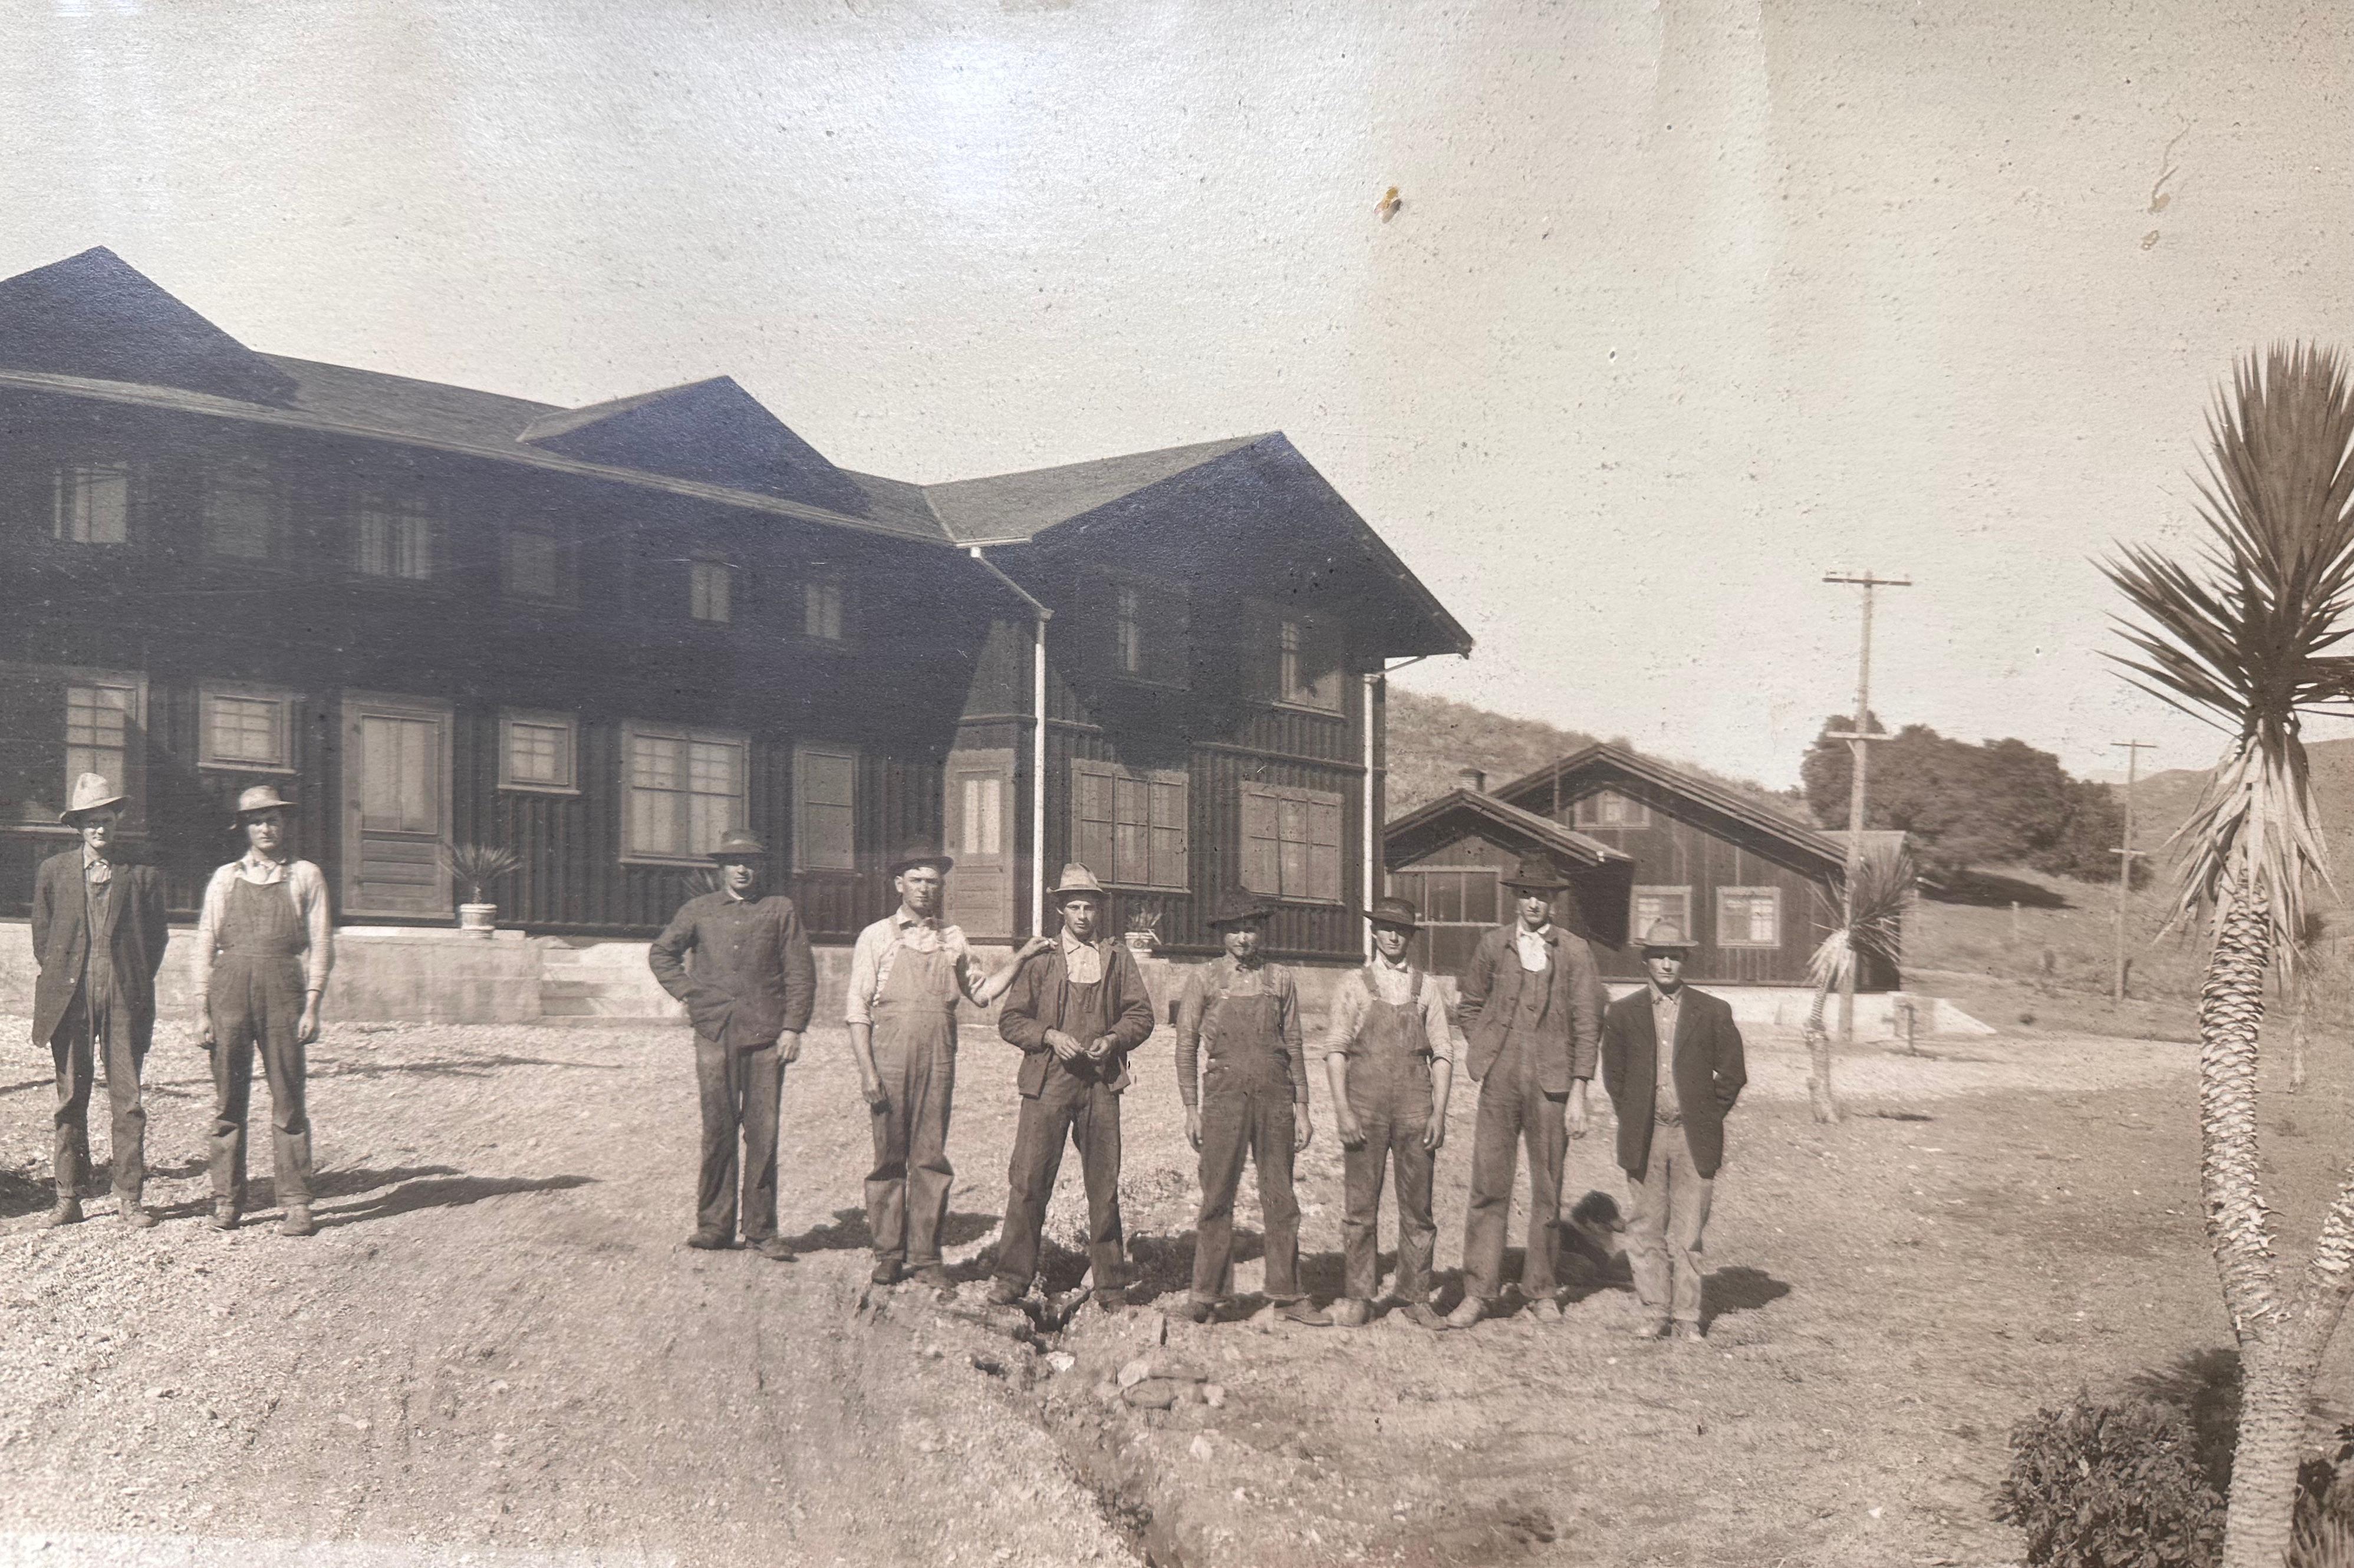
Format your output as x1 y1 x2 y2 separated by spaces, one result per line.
192 785 336 1237
1321 895 1460 1330
1447 854 1604 1327
1171 892 1329 1327
988 863 1158 1312
845 844 1048 1292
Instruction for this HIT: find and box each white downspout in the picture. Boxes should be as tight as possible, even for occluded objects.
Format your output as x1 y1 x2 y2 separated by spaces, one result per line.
1363 669 1378 960
969 546 1053 940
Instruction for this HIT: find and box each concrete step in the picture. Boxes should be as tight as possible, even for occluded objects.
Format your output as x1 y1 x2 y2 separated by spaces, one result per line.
542 993 686 1019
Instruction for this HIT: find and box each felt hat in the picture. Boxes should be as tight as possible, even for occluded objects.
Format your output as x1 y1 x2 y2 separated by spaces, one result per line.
1362 895 1422 931
887 842 955 877
709 829 766 862
1051 863 1108 904
58 772 126 825
1499 854 1572 892
232 783 294 825
1637 919 1695 951
1206 890 1273 929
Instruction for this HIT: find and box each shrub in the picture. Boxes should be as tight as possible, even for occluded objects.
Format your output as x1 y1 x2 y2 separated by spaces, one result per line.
1996 1393 2223 1568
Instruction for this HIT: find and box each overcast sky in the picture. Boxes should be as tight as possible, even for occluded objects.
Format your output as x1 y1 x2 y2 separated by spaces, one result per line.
9 0 2352 790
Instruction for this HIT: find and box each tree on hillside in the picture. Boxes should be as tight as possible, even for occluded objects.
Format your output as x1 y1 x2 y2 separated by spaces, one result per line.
2103 342 2354 1567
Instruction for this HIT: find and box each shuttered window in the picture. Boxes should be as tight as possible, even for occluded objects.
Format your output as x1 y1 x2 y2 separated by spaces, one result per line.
54 464 129 545
804 578 847 641
623 724 747 862
505 525 575 604
1071 760 1186 890
795 745 858 872
1098 576 1187 687
1276 616 1344 711
1240 783 1344 903
690 558 733 623
203 459 280 560
356 498 437 580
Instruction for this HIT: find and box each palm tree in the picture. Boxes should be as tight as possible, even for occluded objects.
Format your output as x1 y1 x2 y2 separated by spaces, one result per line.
1801 840 1915 1124
2103 343 2354 1568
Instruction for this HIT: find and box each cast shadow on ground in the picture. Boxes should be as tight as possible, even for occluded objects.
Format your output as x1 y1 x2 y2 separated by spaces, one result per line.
1932 869 2073 909
1700 1265 1792 1325
316 1172 596 1230
0 1167 50 1221
311 1052 628 1082
2131 1346 2243 1492
148 1162 483 1221
777 1205 1001 1256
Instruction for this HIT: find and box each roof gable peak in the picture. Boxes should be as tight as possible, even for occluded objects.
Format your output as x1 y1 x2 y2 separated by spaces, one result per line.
519 373 867 515
0 246 297 404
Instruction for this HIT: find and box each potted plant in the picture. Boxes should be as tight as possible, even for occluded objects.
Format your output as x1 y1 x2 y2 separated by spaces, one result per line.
438 841 524 934
1124 910 1161 954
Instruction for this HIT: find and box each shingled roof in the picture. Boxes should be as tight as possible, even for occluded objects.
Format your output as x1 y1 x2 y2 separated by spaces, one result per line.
1495 743 1853 875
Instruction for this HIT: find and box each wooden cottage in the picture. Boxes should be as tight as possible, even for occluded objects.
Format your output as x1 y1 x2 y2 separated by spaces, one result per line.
0 247 1469 966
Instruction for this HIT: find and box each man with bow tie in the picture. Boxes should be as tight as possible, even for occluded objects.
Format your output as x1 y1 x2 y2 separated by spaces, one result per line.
30 773 171 1228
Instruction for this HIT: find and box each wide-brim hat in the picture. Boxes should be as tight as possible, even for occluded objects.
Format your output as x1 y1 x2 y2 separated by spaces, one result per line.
1363 895 1422 931
58 772 126 825
1637 919 1695 951
888 843 955 877
1051 862 1108 904
1206 890 1273 929
709 829 766 862
232 783 294 825
1500 854 1572 892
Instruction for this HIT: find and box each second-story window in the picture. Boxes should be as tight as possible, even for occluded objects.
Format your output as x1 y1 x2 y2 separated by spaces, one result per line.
804 577 845 641
505 524 574 604
1277 616 1344 711
203 458 281 561
1115 586 1144 675
690 557 733 624
53 463 129 545
355 496 437 581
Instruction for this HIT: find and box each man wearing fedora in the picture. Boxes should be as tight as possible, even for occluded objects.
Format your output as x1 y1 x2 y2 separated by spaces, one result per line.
1171 892 1329 1327
846 844 1050 1291
29 773 171 1228
193 784 336 1236
987 863 1158 1311
1319 895 1461 1330
1448 853 1605 1327
649 829 818 1256
1601 920 1747 1342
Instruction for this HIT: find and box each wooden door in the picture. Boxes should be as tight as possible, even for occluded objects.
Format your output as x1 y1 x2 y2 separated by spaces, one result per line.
340 693 452 918
944 747 1016 940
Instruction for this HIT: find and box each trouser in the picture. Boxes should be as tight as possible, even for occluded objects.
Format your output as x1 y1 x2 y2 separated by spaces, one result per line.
1627 1124 1714 1325
1341 1070 1436 1304
208 953 314 1210
1461 1039 1568 1302
51 991 145 1203
867 1021 956 1269
1190 1084 1302 1304
696 1035 784 1240
996 1066 1125 1293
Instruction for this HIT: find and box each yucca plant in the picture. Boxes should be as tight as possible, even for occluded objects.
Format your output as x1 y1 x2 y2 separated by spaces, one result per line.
1801 841 1915 1124
2102 343 2354 1568
437 841 524 906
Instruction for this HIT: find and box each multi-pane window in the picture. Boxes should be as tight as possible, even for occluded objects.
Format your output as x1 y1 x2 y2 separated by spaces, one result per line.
53 465 129 545
1102 578 1187 686
1717 887 1782 948
1276 617 1344 711
355 498 437 580
198 686 295 771
795 745 857 871
1114 587 1144 675
65 680 139 795
959 774 1004 861
505 526 571 603
804 578 845 641
1072 761 1187 890
499 711 577 793
624 726 747 862
1572 789 1650 828
1631 885 1693 943
1240 782 1343 902
203 459 279 559
690 558 733 624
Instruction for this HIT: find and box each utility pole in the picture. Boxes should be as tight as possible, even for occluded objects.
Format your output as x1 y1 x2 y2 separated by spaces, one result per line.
2112 739 2155 1002
1824 571 1912 1042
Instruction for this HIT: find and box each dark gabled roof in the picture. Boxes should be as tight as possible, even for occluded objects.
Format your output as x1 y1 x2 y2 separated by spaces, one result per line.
1384 788 1629 871
1494 742 1849 874
923 436 1270 545
518 375 872 515
0 247 297 404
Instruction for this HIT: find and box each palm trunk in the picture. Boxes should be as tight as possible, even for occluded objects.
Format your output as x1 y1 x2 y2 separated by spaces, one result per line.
1804 974 1841 1125
2290 986 2310 1095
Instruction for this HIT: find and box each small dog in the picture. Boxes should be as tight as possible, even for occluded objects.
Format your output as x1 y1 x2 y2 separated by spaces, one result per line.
1559 1190 1629 1277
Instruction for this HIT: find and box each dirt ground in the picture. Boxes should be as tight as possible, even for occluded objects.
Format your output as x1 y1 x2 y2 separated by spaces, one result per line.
5 1006 2351 1568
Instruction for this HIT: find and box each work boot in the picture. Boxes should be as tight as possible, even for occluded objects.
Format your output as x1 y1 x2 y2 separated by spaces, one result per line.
210 1202 239 1232
1444 1296 1486 1330
870 1259 902 1287
120 1203 157 1230
1401 1302 1451 1332
909 1264 955 1296
42 1197 83 1229
755 1237 797 1263
1631 1316 1670 1340
1093 1290 1130 1316
984 1277 1026 1308
280 1206 316 1238
1168 1297 1215 1325
1529 1297 1566 1324
686 1230 730 1250
1276 1298 1332 1327
1330 1298 1372 1328
1670 1321 1706 1344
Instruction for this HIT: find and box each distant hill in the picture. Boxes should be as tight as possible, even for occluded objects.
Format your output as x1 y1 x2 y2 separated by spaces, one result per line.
2126 735 2354 884
1385 689 1807 821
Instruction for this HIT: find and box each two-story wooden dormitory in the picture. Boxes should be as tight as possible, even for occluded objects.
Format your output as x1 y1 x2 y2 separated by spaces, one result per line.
1385 742 1900 990
0 248 1469 971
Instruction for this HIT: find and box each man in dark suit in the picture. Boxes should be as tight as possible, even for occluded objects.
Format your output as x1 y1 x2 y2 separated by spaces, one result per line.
987 864 1158 1312
1599 920 1747 1343
1447 854 1606 1327
648 829 818 1257
31 773 170 1228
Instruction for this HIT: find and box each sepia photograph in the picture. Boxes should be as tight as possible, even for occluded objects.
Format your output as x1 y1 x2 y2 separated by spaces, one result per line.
5 2 2354 1564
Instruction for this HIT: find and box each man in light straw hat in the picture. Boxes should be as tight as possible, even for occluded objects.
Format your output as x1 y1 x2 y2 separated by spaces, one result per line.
1600 918 1747 1343
192 783 336 1236
846 843 1050 1293
1319 895 1461 1329
29 773 170 1228
987 863 1157 1312
649 828 817 1256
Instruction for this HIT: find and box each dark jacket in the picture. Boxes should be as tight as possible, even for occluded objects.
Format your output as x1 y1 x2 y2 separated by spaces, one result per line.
648 892 817 1050
30 848 170 1053
1599 984 1747 1179
997 938 1157 1096
1456 922 1606 1092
